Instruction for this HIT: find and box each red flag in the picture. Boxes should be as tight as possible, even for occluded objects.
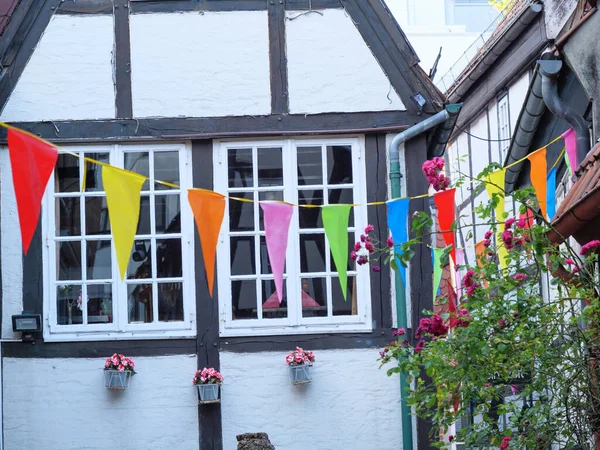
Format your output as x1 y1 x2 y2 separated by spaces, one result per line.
434 188 456 264
188 189 226 297
7 128 58 254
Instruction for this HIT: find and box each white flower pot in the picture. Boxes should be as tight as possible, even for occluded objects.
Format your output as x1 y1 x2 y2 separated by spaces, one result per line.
288 364 312 384
197 383 220 402
104 370 132 390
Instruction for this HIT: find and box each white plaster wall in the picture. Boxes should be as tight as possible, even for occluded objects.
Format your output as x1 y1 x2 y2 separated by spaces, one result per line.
130 12 270 118
220 349 403 450
2 355 199 450
0 15 115 122
543 0 578 39
470 111 490 180
0 148 22 340
286 9 405 114
508 73 531 137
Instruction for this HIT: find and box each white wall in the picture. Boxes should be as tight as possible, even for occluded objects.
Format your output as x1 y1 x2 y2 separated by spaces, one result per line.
220 349 403 449
508 73 531 136
130 11 270 118
2 355 199 450
0 148 22 340
0 15 115 122
286 9 404 114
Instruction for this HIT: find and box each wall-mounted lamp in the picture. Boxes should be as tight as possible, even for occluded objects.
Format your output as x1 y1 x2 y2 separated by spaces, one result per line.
410 92 427 111
12 313 42 342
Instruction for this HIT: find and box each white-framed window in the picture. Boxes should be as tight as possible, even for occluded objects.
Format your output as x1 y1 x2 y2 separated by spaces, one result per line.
498 93 511 159
42 143 195 341
214 137 372 337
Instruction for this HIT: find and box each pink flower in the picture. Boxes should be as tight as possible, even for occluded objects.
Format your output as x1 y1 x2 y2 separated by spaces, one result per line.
415 340 426 353
357 255 369 265
360 234 366 243
429 314 448 336
353 242 362 252
386 237 394 248
392 328 406 337
455 308 472 328
449 435 454 443
364 224 375 233
564 258 575 265
415 318 432 338
466 284 479 297
372 265 381 273
484 230 493 239
512 273 527 282
502 230 514 249
581 240 600 256
350 251 357 261
462 270 476 287
365 242 375 253
516 218 527 228
504 218 516 229
117 365 125 372
483 239 491 248
499 436 512 450
573 266 580 274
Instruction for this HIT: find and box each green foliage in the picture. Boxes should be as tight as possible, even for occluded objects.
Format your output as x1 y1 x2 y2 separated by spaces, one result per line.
377 165 600 449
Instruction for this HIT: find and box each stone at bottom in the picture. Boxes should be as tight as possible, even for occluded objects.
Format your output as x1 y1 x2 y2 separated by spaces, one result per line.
236 432 275 450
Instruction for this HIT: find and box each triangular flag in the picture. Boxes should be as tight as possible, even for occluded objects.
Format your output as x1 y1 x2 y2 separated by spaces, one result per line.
547 166 557 221
260 202 293 303
475 240 486 268
562 128 577 173
322 204 352 300
485 169 508 269
7 128 58 254
564 149 573 177
527 147 547 219
188 189 226 297
387 198 410 285
432 248 444 301
433 188 456 264
102 166 146 280
454 248 464 304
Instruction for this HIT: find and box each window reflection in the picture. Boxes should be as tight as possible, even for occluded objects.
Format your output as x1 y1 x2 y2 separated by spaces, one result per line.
257 147 283 187
158 282 183 322
56 285 83 325
232 280 257 320
261 279 287 319
128 283 153 323
228 148 253 188
301 278 327 317
88 284 113 324
327 145 352 185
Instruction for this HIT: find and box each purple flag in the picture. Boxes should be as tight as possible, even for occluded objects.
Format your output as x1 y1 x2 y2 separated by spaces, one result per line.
562 128 577 172
260 202 293 303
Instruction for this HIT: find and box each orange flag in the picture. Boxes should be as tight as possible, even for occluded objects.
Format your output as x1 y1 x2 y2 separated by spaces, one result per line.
7 128 58 254
188 189 226 297
527 148 547 219
475 240 486 268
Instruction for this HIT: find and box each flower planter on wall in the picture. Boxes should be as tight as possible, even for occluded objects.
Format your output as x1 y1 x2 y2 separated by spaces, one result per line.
197 384 220 404
288 364 312 385
104 370 132 390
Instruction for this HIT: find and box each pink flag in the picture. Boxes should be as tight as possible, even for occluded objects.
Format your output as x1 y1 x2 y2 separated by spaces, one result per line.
562 128 577 172
260 202 293 303
454 248 465 304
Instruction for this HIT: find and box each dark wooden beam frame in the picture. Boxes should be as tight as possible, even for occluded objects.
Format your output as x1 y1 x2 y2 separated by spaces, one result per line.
114 1 133 118
0 111 418 143
268 0 289 114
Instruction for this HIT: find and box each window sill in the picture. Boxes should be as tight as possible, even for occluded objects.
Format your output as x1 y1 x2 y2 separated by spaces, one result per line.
219 322 373 338
43 329 196 342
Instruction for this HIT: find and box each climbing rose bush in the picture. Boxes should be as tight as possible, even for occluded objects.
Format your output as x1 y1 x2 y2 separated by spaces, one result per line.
373 160 600 449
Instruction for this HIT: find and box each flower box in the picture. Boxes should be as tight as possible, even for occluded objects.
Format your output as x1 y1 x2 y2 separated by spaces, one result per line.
193 367 223 404
197 384 220 403
288 364 312 385
104 370 132 390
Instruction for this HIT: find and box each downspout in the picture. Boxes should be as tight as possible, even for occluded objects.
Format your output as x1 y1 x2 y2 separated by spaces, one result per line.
388 103 462 450
537 59 590 165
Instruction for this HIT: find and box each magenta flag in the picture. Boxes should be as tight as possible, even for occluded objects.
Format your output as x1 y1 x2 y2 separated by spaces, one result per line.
260 202 293 303
562 128 577 172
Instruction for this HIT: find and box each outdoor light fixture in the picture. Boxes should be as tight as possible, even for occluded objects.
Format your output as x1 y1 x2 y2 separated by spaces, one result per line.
410 92 427 110
12 313 42 342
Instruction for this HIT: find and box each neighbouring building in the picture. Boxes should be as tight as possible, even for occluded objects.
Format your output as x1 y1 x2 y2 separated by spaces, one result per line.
0 1 460 449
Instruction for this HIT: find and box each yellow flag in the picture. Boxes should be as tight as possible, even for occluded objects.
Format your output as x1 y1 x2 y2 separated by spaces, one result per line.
102 166 146 280
485 169 508 269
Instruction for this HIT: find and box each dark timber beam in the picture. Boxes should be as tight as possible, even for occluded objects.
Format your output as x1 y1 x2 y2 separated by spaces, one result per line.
0 111 419 143
56 0 113 15
268 0 289 114
130 0 267 13
114 1 133 118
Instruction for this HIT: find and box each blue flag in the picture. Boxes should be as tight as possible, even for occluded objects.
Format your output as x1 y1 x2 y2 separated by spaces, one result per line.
547 166 557 220
387 198 410 285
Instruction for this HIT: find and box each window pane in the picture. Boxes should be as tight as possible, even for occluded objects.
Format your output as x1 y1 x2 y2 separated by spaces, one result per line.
229 193 254 231
154 151 180 190
157 239 182 278
87 284 113 325
56 285 83 325
128 283 153 323
138 195 151 235
125 152 150 190
330 235 353 272
230 236 255 275
297 146 322 186
327 145 352 185
258 191 284 231
155 195 181 234
84 153 109 192
300 234 326 273
261 279 287 319
85 197 110 235
86 240 111 279
228 148 253 188
260 236 282 275
301 278 327 317
332 276 356 316
56 154 79 193
56 198 80 236
231 280 257 320
257 147 283 187
158 282 183 322
58 241 81 280
298 190 323 228
328 189 354 227
128 239 151 280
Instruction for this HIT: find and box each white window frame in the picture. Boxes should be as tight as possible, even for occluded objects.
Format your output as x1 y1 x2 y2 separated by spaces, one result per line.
42 142 196 342
498 94 511 158
214 136 372 337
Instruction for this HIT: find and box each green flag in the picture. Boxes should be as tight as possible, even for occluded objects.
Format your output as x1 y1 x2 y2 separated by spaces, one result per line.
322 204 352 300
433 248 444 301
